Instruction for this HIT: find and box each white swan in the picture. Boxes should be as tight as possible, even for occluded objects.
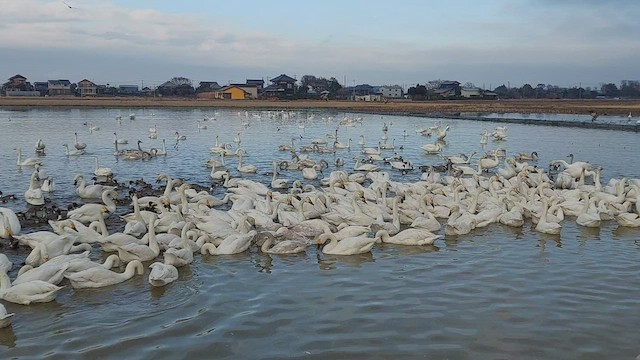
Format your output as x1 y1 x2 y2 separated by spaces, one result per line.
163 223 194 267
0 303 14 328
24 170 45 206
200 230 257 255
353 157 378 172
65 259 144 289
68 189 118 223
535 198 562 235
260 236 307 254
237 152 257 173
35 138 46 154
0 254 12 272
316 233 376 255
420 143 442 154
94 157 113 177
41 177 55 192
334 138 352 149
15 147 42 166
74 174 116 199
175 131 187 141
0 207 21 238
113 132 128 145
197 121 207 130
116 215 160 263
375 229 440 246
74 132 87 150
63 143 85 156
13 262 69 286
271 161 289 189
0 270 64 305
148 262 179 287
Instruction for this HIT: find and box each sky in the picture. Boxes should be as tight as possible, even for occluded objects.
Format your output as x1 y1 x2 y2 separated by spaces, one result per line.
1 0 639 89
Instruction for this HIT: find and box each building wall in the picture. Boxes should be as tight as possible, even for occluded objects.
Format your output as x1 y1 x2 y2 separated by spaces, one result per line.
224 87 247 100
5 90 40 97
379 86 403 98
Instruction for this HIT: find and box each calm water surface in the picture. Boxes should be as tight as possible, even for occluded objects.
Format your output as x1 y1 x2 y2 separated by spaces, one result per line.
0 108 639 359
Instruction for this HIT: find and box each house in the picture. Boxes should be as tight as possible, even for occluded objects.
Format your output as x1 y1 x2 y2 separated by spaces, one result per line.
229 83 258 99
263 74 297 98
214 85 251 100
2 74 39 96
118 85 139 95
142 87 155 96
246 79 265 90
355 94 383 102
77 79 98 96
432 80 461 99
197 81 222 93
461 87 483 98
33 82 48 95
47 80 72 96
379 85 403 99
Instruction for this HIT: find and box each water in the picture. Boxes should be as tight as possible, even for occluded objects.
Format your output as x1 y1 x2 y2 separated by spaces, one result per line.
1 108 640 359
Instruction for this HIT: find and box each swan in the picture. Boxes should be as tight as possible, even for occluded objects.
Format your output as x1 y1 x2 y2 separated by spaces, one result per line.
94 157 113 177
0 207 21 238
15 147 42 166
149 139 167 156
375 229 441 246
122 195 147 237
420 143 442 154
480 129 489 145
68 189 118 223
316 233 376 255
63 254 121 275
271 162 289 189
234 132 242 145
197 121 207 130
63 144 85 156
65 259 144 289
35 138 46 154
446 151 476 165
175 131 187 141
88 123 100 132
113 132 128 145
0 254 12 273
362 142 381 155
334 138 352 149
163 223 194 267
210 161 227 181
0 303 14 328
149 124 158 134
115 215 160 263
237 152 257 173
260 236 307 254
200 230 257 255
445 205 476 236
148 262 179 287
74 174 116 199
24 171 45 206
0 270 64 305
576 195 601 228
25 234 91 267
13 262 69 286
74 132 87 150
41 177 55 192
515 151 538 161
353 157 379 172
535 198 562 235
433 125 450 141
550 155 593 179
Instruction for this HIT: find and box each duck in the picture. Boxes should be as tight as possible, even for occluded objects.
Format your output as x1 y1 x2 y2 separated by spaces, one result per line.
94 157 113 177
375 229 440 246
15 147 43 166
200 230 257 255
0 270 64 305
0 303 14 328
148 262 179 287
65 259 144 289
316 233 376 255
24 171 45 206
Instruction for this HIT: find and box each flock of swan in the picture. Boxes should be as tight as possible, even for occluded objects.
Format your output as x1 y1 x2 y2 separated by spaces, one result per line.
1 110 639 330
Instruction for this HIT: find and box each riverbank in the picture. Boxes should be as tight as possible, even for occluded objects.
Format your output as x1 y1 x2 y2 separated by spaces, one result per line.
1 97 639 116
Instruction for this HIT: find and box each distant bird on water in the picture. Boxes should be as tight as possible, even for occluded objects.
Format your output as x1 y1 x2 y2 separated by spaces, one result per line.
62 1 74 9
590 111 600 122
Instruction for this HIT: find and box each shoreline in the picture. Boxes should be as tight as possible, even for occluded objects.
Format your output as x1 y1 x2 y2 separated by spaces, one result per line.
1 97 639 116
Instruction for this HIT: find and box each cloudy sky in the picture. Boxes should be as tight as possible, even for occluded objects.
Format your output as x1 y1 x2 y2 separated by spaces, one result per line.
1 0 638 89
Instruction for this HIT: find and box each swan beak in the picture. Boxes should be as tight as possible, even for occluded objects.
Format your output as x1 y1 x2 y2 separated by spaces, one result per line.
70 222 76 230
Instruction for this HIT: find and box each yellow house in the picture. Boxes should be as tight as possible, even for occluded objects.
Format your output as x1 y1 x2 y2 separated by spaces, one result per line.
215 85 250 100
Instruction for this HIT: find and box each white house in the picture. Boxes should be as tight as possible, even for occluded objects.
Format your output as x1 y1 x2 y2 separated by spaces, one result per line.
379 85 403 99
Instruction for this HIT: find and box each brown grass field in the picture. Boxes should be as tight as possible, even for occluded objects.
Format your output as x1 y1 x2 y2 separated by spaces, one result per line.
1 97 639 116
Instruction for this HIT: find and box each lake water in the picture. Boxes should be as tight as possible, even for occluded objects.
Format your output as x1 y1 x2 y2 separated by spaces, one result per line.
1 107 640 359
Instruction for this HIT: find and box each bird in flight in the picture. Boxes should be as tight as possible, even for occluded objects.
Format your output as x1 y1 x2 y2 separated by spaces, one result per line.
62 1 74 9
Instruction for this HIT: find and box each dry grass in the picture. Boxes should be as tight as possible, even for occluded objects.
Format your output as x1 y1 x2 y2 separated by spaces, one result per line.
1 97 639 115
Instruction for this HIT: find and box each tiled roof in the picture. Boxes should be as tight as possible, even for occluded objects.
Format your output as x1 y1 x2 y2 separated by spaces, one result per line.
270 74 296 83
48 79 71 86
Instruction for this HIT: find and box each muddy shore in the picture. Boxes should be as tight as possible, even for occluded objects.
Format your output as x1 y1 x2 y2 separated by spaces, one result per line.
1 97 639 116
